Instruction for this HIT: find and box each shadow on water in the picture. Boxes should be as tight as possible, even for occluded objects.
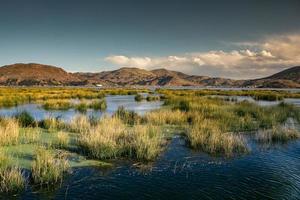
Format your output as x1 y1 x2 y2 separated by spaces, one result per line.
7 136 299 200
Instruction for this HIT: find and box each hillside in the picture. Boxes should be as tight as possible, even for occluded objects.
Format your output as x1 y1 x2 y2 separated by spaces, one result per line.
0 63 84 86
242 66 300 88
0 63 299 88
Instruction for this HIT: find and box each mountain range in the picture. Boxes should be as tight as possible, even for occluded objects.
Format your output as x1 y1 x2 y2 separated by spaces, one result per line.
0 63 299 88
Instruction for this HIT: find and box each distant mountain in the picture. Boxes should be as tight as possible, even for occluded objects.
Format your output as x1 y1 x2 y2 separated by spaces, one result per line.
242 66 300 88
76 67 240 87
0 63 85 86
0 63 299 88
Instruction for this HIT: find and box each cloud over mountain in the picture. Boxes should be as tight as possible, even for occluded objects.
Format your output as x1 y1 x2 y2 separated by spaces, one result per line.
105 33 300 79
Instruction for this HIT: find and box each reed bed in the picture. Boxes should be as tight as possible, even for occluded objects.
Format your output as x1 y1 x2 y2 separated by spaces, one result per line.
0 118 20 146
31 147 69 185
20 128 41 144
0 151 25 193
0 87 149 109
187 119 248 156
77 117 127 159
132 125 163 161
53 131 70 149
144 109 187 125
256 126 300 143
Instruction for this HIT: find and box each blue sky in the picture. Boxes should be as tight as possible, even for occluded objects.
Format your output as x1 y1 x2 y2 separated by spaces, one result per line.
0 0 300 79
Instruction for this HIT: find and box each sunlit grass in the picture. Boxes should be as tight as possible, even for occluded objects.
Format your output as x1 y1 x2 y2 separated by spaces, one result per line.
0 118 20 146
31 147 69 185
256 126 300 143
0 151 25 193
187 119 248 156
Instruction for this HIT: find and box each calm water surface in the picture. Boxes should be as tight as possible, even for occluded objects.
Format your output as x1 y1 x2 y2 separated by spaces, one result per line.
0 95 163 121
12 136 300 200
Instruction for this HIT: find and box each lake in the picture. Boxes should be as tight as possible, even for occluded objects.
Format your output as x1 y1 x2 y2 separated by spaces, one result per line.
0 95 163 122
13 136 300 200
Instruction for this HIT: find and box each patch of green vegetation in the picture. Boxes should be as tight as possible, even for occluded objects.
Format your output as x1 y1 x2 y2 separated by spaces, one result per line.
134 94 143 102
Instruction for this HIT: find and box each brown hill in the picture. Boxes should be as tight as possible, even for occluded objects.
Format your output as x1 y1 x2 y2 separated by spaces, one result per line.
0 63 299 88
0 63 83 86
242 66 300 88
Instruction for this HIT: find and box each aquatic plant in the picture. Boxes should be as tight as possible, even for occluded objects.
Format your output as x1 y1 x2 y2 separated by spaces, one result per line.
134 94 143 102
0 118 20 146
114 106 140 125
20 128 41 144
42 99 73 110
31 147 69 185
0 151 25 193
255 126 300 143
38 117 65 131
75 102 88 113
77 117 126 159
187 119 248 156
15 111 35 127
0 167 25 193
89 99 107 111
144 109 187 125
146 95 160 101
69 115 91 133
131 125 163 161
53 131 70 149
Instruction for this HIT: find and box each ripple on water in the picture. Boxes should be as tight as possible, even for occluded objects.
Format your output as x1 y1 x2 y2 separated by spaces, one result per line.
14 137 300 200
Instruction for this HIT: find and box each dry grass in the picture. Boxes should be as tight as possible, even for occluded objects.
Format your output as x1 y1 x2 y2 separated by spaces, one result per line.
77 117 126 159
53 131 70 149
256 126 300 143
0 151 25 193
20 128 41 144
69 115 91 133
132 125 163 161
187 119 248 156
0 167 25 193
144 109 187 125
31 147 69 185
0 118 20 146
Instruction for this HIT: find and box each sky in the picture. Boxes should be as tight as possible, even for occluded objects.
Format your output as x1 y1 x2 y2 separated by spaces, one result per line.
0 0 300 79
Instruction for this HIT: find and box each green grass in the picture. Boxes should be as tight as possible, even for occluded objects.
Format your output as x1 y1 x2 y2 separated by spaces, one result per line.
134 94 143 102
187 119 248 156
0 151 25 193
31 147 69 185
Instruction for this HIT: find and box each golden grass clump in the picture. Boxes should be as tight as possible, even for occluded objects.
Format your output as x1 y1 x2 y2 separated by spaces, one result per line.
0 118 20 146
132 125 163 161
256 126 300 143
187 119 248 156
0 167 25 193
77 117 126 159
31 147 69 185
20 128 41 144
53 131 70 149
144 109 187 125
69 115 91 133
0 151 25 193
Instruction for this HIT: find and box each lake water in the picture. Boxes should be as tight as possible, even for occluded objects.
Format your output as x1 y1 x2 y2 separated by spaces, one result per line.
0 95 299 199
13 136 300 200
0 95 163 122
213 95 300 107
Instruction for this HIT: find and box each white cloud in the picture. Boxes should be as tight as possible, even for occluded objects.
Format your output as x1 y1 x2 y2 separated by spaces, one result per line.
105 33 300 79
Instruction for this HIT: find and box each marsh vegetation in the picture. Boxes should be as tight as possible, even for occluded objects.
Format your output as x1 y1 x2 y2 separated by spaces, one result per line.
0 88 299 194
